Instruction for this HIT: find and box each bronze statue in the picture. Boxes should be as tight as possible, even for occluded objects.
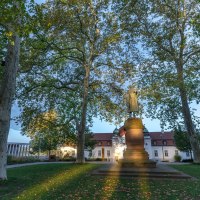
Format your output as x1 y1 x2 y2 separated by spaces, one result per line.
124 87 139 116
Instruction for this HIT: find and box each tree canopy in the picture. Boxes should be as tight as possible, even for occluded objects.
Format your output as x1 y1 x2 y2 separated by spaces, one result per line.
1 0 200 181
0 0 31 180
174 125 192 152
117 0 200 162
17 0 136 163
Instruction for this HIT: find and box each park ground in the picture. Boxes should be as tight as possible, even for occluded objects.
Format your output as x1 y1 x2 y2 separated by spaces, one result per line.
0 163 200 200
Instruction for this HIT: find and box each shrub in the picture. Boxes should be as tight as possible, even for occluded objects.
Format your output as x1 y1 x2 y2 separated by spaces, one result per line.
86 158 108 161
49 155 56 161
174 154 182 162
7 156 40 165
182 159 193 163
58 156 76 162
85 158 97 162
162 160 169 162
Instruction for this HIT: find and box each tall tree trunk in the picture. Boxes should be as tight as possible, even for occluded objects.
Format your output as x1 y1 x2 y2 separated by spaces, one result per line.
175 0 200 162
189 150 193 160
76 66 90 163
0 35 20 180
177 63 200 163
179 86 200 163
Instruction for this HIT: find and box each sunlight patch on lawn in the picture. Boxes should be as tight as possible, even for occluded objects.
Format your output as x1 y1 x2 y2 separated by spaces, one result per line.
100 165 120 200
14 164 93 200
138 176 151 200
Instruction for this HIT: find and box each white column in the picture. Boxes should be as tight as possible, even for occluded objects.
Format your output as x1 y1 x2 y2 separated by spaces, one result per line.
7 144 10 155
9 144 12 155
24 145 28 157
20 145 23 157
26 145 29 156
22 145 25 157
11 144 14 156
14 144 18 157
19 145 23 157
18 145 22 157
15 144 18 157
12 144 15 156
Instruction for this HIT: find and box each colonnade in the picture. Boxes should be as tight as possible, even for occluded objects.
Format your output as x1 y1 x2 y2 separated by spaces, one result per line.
7 143 30 157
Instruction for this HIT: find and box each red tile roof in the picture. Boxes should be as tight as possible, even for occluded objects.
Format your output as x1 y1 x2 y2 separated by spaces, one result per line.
149 132 174 140
149 132 174 146
93 133 113 141
93 132 174 140
92 132 175 146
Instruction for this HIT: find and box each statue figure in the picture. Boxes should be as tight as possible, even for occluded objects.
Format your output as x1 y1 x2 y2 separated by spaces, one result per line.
124 87 139 116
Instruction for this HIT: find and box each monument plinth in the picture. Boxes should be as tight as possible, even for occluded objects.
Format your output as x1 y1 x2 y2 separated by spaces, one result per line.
91 86 194 179
119 118 156 168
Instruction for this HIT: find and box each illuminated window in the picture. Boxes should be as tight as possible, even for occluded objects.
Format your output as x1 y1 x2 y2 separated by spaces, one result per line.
164 150 168 157
186 151 190 157
98 150 101 157
153 141 157 145
107 150 110 157
154 150 158 157
163 140 167 145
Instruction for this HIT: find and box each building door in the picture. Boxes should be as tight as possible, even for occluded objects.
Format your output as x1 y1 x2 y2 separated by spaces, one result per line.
102 147 104 160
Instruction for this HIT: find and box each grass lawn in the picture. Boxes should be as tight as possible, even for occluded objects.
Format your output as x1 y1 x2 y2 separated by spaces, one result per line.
0 163 200 200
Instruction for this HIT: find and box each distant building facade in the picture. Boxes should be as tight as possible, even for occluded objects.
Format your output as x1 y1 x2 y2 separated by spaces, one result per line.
90 132 125 161
7 142 30 157
8 131 192 162
59 146 77 158
90 131 192 162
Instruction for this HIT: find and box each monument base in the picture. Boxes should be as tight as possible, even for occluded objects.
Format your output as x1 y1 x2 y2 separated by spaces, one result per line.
91 163 194 180
122 117 156 168
119 159 157 168
123 149 149 160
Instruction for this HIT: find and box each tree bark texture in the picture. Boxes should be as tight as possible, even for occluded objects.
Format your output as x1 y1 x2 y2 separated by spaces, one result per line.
179 86 200 163
0 35 20 180
177 64 200 163
76 66 90 163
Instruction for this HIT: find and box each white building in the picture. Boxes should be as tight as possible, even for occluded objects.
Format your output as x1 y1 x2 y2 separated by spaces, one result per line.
9 131 192 162
59 146 76 158
90 130 192 162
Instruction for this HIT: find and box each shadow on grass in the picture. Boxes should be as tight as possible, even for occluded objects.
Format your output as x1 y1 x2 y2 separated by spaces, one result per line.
170 164 200 179
1 164 200 200
0 163 99 200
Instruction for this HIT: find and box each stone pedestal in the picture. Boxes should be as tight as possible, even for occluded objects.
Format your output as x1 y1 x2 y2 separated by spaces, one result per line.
119 118 156 168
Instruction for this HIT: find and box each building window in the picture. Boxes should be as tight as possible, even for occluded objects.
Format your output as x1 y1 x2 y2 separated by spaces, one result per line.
154 150 158 157
145 143 148 146
72 151 75 156
153 141 157 146
186 151 190 157
163 140 167 145
98 150 101 157
164 150 168 157
175 150 178 156
107 150 110 157
98 142 101 146
107 141 110 146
